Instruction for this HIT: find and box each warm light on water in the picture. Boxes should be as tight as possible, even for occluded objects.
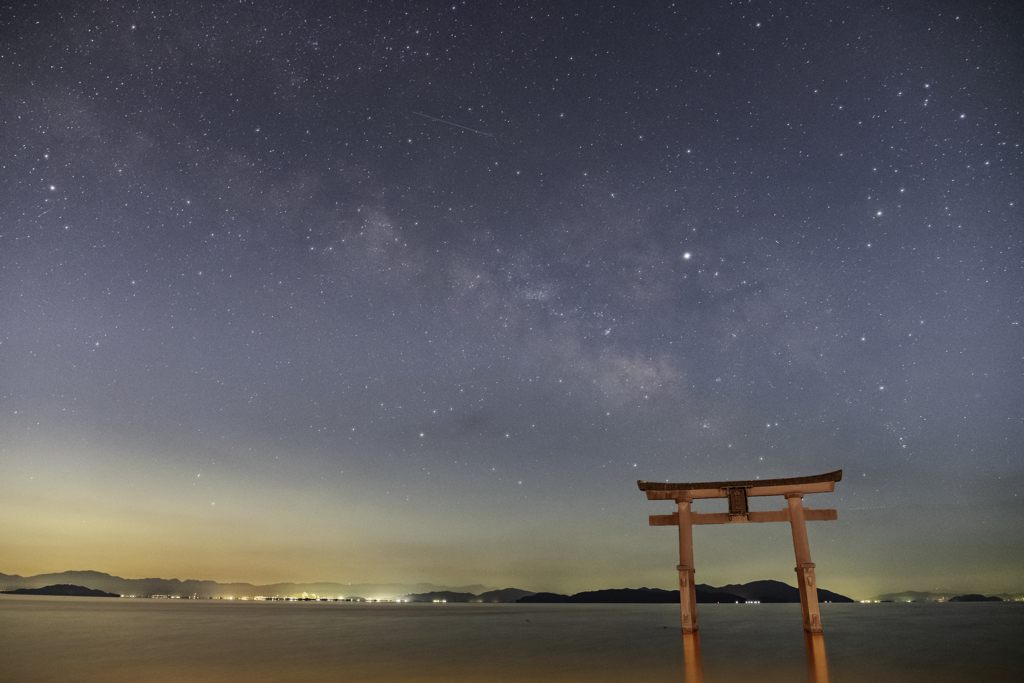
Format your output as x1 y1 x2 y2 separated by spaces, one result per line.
1 597 1020 682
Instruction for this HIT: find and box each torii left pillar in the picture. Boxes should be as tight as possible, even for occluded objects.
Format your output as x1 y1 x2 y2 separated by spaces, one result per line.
676 494 698 632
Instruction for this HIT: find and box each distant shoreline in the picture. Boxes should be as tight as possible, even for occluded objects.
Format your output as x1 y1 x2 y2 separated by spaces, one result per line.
2 570 1021 603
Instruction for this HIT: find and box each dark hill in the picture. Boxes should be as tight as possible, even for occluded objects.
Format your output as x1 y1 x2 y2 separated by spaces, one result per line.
518 591 574 603
405 588 535 603
696 588 749 603
949 594 1002 602
3 584 119 598
517 581 851 604
518 587 744 604
702 580 853 603
405 591 477 602
477 588 535 602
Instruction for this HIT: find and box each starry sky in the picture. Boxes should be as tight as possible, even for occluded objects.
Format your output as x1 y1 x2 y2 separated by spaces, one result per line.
1 1 1021 599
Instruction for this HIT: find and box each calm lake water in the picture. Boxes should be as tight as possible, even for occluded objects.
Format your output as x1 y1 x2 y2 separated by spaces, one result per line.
1 596 1020 682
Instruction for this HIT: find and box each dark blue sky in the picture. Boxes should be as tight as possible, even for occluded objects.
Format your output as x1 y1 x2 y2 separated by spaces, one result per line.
1 0 1021 597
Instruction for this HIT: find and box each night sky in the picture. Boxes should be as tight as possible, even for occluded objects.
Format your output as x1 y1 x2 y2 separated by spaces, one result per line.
1 1 1021 599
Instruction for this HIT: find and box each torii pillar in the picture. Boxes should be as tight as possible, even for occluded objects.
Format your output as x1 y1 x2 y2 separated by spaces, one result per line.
675 493 698 632
788 492 822 633
640 470 842 634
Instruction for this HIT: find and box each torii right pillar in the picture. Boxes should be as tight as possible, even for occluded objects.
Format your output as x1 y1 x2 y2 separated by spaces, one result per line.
787 492 822 633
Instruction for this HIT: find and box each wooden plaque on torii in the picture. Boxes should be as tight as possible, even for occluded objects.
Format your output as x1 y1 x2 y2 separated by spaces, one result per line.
638 470 842 634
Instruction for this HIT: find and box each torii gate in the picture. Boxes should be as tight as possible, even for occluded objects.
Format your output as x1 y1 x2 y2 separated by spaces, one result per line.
638 470 842 634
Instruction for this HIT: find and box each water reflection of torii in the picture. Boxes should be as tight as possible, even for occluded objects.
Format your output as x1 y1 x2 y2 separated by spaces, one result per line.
639 470 842 683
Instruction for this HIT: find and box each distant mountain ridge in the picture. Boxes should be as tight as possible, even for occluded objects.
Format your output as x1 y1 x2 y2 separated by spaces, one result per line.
518 581 853 604
0 571 496 600
870 590 1023 602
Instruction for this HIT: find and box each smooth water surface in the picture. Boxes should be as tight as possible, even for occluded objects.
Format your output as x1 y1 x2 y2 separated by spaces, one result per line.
1 596 1020 682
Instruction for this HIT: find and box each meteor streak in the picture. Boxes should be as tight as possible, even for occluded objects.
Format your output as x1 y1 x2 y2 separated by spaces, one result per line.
411 111 494 138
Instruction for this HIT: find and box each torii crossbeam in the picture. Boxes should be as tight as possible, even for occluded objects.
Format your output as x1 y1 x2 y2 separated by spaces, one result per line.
638 470 842 634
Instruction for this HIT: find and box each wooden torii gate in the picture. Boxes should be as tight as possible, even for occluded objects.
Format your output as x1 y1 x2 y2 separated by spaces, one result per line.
638 470 842 634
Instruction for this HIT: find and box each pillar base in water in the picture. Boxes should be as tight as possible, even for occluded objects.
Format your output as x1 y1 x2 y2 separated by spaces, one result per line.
804 632 830 683
681 631 705 683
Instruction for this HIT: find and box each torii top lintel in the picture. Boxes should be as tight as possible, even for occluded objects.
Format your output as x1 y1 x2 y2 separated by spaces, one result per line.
637 469 842 500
